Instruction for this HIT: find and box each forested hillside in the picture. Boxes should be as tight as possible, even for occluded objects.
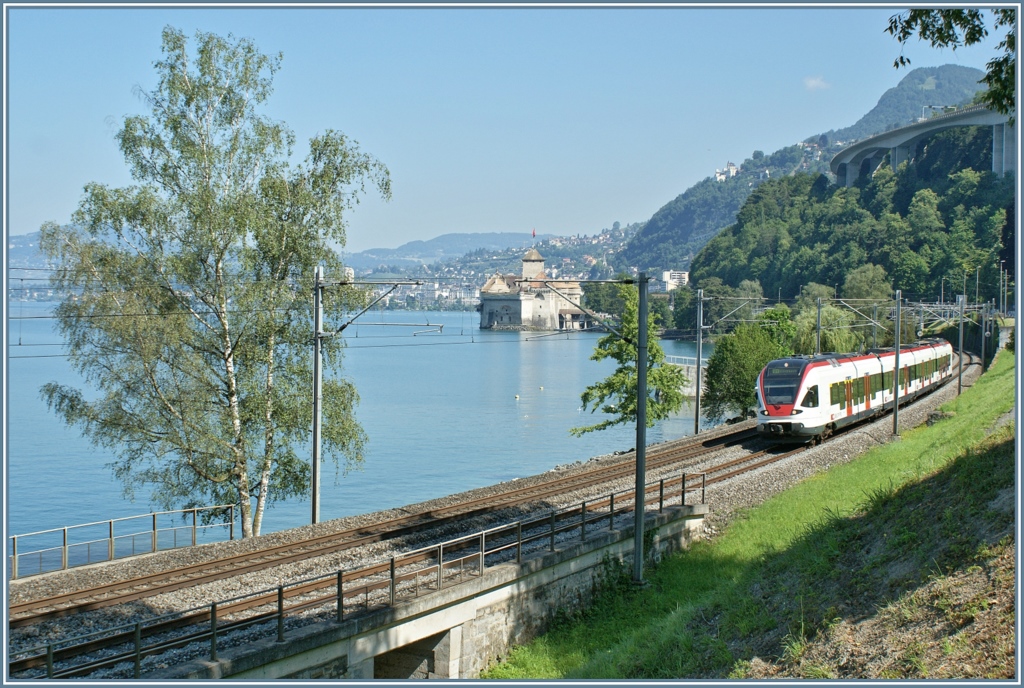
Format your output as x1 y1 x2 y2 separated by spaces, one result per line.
688 125 1013 304
620 146 821 271
621 64 988 274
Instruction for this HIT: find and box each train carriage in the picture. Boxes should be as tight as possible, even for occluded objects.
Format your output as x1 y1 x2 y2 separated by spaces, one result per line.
755 339 955 442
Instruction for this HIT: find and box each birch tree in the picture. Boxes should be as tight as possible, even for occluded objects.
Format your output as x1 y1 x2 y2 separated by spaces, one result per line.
39 27 390 537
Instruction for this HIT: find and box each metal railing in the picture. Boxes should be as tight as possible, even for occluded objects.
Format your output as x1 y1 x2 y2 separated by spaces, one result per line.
664 355 710 368
9 505 235 580
11 474 706 678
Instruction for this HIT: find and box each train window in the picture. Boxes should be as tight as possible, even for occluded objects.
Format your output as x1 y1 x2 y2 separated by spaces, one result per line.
830 383 840 406
801 385 819 408
854 378 864 403
872 373 882 394
762 361 806 405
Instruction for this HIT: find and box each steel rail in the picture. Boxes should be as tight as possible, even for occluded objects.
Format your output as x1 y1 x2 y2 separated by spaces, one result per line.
12 437 817 679
10 426 757 626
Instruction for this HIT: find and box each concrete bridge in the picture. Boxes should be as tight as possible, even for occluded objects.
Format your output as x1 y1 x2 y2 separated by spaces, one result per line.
151 502 707 680
831 105 1015 187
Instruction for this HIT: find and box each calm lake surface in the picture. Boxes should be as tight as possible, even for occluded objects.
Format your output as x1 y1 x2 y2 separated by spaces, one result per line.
6 303 713 538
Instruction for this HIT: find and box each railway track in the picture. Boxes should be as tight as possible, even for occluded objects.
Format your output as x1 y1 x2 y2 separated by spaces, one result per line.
10 355 975 679
10 434 806 679
9 425 758 627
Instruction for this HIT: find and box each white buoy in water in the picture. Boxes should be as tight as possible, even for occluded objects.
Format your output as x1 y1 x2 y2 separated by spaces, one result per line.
539 386 544 390
515 395 519 400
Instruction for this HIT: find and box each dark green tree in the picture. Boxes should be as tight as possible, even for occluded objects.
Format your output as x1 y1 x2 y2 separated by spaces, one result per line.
582 277 628 317
649 294 672 328
701 324 788 421
571 284 687 436
39 27 390 537
671 285 695 331
758 304 797 352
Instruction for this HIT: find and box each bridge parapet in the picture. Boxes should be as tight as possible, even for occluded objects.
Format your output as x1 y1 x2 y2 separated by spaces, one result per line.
148 502 708 679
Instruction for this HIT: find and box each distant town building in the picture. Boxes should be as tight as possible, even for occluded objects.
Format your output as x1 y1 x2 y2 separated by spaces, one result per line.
661 270 689 290
478 249 588 330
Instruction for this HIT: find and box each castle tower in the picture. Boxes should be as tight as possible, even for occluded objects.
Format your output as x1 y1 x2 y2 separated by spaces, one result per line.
521 248 544 280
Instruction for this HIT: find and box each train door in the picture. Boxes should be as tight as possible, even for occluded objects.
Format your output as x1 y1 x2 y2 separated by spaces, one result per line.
864 374 871 410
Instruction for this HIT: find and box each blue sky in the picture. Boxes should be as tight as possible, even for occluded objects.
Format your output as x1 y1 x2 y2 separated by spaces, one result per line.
4 4 1007 253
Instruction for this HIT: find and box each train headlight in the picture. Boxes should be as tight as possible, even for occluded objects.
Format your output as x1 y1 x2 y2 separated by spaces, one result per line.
791 409 803 415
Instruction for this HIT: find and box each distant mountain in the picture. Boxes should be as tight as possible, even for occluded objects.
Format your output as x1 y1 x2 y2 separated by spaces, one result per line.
344 232 555 270
6 230 558 273
7 231 46 269
825 65 985 143
620 64 988 274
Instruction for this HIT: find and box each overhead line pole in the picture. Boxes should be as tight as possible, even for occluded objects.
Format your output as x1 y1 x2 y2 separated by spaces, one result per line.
633 272 649 585
694 289 704 436
312 266 324 525
535 274 652 583
311 273 425 525
816 297 822 354
957 294 965 396
893 290 902 437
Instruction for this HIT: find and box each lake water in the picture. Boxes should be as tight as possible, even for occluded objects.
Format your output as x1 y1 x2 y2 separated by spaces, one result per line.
5 303 713 540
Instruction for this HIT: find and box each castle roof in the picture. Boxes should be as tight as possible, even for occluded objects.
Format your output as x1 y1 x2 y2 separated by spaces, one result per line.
480 273 520 294
523 248 544 261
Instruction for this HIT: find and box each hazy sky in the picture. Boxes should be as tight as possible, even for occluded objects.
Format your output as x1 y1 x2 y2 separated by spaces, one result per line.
4 4 1006 253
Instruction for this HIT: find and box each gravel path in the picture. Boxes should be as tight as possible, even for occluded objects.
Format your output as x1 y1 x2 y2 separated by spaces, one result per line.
8 362 984 677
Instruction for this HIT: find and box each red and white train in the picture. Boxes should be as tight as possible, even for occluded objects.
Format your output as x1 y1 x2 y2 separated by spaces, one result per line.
755 339 955 443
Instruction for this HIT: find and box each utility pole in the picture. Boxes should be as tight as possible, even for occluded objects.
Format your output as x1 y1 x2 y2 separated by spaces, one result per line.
957 294 965 396
1005 268 1011 317
311 266 324 525
1000 261 1006 315
872 304 878 348
975 267 980 304
308 274 423 526
893 291 902 436
980 300 987 368
694 289 704 436
633 273 649 585
815 297 822 354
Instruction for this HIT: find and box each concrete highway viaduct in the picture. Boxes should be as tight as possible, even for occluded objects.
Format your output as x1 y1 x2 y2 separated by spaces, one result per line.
831 105 1015 187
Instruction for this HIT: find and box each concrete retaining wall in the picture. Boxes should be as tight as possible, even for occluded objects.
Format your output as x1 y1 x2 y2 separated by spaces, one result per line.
151 502 707 680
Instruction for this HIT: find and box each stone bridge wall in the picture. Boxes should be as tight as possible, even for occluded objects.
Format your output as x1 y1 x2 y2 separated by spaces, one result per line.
152 502 707 680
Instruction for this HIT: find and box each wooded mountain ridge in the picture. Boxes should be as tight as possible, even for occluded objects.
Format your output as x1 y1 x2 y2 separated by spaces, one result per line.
620 64 987 274
687 125 1013 307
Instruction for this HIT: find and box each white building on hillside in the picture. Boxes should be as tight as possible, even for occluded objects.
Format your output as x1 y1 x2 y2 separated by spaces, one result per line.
661 270 689 290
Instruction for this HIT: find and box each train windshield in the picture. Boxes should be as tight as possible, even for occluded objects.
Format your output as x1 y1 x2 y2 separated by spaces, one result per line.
762 360 807 405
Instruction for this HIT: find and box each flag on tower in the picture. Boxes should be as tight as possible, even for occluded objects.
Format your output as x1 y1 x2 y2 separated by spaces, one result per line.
532 228 536 238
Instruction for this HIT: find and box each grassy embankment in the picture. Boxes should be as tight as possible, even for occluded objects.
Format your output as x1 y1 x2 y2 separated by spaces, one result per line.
485 351 1016 679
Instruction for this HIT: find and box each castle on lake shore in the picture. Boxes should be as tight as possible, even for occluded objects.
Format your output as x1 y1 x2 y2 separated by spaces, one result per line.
478 249 589 331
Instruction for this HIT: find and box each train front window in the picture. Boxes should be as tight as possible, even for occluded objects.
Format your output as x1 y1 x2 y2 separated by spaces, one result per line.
801 385 819 408
763 361 805 405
